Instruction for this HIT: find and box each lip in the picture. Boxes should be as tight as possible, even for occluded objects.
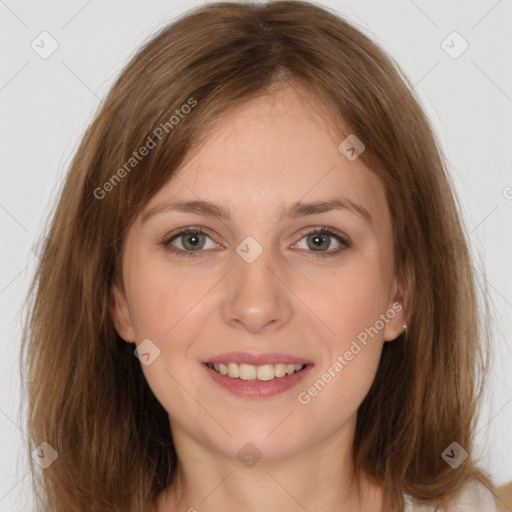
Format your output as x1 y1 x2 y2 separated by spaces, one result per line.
203 351 313 366
202 361 314 399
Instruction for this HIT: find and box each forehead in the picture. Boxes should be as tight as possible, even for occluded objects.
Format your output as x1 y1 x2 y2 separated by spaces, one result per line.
146 85 388 223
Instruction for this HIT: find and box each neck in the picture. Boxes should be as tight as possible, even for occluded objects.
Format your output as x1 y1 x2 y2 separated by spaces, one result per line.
154 422 383 512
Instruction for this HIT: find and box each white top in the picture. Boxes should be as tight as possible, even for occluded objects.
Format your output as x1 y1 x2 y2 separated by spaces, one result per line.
404 481 497 511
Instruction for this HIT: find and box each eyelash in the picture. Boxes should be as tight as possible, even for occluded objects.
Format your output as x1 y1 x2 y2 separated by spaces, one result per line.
161 225 351 259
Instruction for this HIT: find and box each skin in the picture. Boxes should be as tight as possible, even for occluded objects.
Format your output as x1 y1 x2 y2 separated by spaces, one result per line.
109 83 407 512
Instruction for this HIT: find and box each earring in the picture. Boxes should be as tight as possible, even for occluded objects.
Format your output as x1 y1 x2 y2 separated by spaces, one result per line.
402 323 408 334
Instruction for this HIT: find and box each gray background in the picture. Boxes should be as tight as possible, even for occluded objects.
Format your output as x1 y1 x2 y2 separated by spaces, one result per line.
1 0 511 509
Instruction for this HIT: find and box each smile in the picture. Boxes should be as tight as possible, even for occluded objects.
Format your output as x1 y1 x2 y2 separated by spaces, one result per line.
206 362 306 381
203 361 313 399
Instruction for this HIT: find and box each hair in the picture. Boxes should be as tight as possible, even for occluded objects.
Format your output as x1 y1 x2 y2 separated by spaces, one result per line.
20 1 497 511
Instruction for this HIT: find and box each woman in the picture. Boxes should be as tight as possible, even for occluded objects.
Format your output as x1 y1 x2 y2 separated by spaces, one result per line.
21 1 498 510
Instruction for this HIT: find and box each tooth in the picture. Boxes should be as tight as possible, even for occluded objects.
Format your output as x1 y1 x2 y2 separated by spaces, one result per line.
257 364 275 381
239 363 257 380
227 363 239 378
274 363 287 377
216 361 305 379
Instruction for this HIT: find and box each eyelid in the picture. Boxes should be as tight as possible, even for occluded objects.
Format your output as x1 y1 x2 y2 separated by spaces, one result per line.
161 225 221 250
292 225 351 256
295 225 349 244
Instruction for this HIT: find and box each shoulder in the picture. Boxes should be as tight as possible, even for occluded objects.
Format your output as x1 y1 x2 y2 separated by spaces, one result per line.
403 480 497 511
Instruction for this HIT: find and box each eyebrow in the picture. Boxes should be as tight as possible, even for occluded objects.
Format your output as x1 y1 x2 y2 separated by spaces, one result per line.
142 197 373 224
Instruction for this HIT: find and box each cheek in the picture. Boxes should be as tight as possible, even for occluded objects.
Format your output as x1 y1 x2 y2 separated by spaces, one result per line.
127 263 210 392
126 260 203 339
129 266 210 423
296 300 385 424
300 346 383 427
293 258 389 409
299 259 391 350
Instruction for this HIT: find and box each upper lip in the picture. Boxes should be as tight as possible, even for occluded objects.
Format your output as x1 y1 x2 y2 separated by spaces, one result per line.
203 352 313 366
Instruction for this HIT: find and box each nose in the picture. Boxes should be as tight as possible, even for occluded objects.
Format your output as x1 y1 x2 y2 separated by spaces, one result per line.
221 243 293 335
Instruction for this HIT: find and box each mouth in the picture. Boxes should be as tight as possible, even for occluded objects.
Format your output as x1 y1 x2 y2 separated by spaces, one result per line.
205 361 308 381
202 360 313 399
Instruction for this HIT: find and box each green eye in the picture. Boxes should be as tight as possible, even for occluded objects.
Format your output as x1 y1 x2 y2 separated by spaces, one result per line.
162 225 350 259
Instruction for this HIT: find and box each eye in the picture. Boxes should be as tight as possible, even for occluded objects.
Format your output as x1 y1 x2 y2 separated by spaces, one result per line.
293 226 350 258
161 225 351 259
162 227 219 258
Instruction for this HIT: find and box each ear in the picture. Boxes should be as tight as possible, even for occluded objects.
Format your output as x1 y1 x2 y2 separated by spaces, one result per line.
109 283 136 343
383 262 412 342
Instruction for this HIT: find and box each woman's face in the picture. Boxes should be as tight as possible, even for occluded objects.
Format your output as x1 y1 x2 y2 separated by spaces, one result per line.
110 84 406 462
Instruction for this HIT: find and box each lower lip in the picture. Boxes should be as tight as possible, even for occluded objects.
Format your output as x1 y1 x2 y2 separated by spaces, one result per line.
202 363 313 399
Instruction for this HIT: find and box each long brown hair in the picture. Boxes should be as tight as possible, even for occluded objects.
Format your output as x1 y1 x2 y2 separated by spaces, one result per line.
20 1 496 510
